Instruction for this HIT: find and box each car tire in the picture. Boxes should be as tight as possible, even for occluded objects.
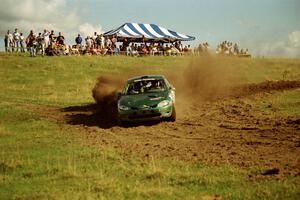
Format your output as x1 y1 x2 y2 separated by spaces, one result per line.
118 119 130 127
168 104 176 122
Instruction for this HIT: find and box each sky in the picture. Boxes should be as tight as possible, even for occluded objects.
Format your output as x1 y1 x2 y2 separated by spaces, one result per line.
0 0 300 57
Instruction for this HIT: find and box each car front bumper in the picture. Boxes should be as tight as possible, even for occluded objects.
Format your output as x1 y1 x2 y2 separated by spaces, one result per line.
118 105 173 122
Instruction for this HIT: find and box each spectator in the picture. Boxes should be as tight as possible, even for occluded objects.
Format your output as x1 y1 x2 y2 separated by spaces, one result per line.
150 44 158 55
85 36 92 51
111 35 117 49
75 34 82 46
4 30 11 52
131 43 139 56
157 43 164 55
233 43 239 55
37 32 45 55
26 30 37 57
13 28 20 52
7 30 14 52
170 45 180 56
56 32 65 45
49 30 55 47
4 32 8 52
126 42 132 56
96 34 102 48
19 33 26 53
92 32 97 48
105 36 112 48
100 34 105 49
42 29 50 49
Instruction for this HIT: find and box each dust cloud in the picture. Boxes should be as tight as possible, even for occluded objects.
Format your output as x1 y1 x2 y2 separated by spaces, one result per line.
92 55 299 111
167 56 236 102
92 56 236 106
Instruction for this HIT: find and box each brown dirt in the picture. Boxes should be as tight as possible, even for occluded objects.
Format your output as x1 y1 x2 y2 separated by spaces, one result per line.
21 79 300 177
19 57 300 177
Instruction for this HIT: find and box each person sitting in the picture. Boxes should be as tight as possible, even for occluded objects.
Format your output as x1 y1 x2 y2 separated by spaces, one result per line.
170 45 180 56
70 45 80 55
131 43 139 56
150 45 158 56
141 44 149 55
165 44 171 56
157 43 164 55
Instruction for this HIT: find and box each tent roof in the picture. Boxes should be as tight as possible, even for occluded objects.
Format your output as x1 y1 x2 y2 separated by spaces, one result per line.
104 22 195 42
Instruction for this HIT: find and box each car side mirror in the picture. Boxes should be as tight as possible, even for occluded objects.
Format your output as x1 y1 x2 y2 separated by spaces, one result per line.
169 86 176 91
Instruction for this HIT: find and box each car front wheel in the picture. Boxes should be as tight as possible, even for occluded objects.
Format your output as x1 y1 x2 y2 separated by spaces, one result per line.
168 104 176 122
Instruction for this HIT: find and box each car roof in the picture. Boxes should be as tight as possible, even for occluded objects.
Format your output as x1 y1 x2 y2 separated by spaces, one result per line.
127 75 166 83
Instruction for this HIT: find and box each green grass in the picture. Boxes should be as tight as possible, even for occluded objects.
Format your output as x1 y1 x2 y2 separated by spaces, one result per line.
0 53 300 199
258 89 300 117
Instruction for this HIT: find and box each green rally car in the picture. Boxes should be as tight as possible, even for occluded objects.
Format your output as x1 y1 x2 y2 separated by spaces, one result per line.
117 75 176 123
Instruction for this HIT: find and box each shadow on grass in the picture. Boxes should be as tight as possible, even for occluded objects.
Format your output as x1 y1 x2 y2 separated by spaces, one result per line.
61 103 161 129
61 103 118 129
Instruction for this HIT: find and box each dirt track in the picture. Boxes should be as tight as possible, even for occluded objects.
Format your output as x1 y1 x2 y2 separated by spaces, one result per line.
24 80 300 177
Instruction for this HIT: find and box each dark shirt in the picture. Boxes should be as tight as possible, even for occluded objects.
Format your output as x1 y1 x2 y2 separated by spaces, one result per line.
75 36 82 44
57 35 65 45
49 33 55 42
27 34 36 46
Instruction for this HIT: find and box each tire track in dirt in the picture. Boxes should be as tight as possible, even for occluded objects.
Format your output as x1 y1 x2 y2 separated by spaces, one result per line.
20 79 300 177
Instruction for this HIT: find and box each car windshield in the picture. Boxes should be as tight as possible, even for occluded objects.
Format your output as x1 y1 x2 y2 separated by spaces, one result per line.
124 79 167 95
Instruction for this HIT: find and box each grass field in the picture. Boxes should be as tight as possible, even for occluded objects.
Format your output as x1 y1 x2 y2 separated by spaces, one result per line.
0 53 300 199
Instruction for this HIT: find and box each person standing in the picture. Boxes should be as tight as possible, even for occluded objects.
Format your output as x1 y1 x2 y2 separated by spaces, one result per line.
13 28 20 52
19 33 26 53
42 29 50 49
105 36 112 49
56 32 65 45
36 32 45 55
6 30 14 52
92 32 97 48
111 35 118 55
100 34 105 49
75 34 82 46
49 30 55 47
26 30 37 57
4 30 9 52
85 36 92 51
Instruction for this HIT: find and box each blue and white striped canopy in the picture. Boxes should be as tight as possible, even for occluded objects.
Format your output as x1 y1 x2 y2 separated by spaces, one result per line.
104 23 195 42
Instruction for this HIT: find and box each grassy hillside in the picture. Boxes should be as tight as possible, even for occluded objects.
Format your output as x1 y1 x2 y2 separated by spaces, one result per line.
0 53 300 199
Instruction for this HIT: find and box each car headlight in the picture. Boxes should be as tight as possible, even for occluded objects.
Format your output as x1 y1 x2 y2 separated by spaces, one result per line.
118 103 130 111
158 100 171 108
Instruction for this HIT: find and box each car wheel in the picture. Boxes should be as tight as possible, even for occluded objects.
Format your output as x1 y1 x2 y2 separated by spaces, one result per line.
168 104 176 122
118 119 130 127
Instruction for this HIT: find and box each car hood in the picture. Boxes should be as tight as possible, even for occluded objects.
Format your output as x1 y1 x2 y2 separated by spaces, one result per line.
119 91 169 108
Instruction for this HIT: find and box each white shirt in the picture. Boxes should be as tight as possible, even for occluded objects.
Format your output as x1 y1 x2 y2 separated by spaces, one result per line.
42 31 50 41
13 32 20 41
7 33 13 42
92 34 97 41
19 35 25 42
86 38 92 47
